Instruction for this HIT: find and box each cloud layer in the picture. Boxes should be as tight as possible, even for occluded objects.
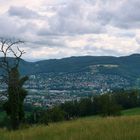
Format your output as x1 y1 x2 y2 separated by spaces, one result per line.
0 0 140 61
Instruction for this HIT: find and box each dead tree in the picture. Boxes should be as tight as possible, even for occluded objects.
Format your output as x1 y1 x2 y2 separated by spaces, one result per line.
0 37 28 130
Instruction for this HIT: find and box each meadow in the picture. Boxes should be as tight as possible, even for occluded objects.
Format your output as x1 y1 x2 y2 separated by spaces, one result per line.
122 107 140 116
0 114 140 140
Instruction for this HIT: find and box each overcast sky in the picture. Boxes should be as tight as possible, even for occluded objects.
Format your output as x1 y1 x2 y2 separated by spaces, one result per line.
0 0 140 61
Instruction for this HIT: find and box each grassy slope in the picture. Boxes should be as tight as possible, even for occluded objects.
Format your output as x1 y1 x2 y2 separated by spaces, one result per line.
0 108 140 140
0 107 140 119
0 116 140 140
122 107 140 116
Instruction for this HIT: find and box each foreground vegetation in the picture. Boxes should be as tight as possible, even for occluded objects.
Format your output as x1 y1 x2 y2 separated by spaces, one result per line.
0 94 140 140
0 115 140 140
1 89 140 128
122 107 140 116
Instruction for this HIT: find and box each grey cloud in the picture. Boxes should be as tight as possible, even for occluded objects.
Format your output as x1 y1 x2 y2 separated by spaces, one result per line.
1 0 140 60
38 1 105 36
38 21 104 36
135 37 140 45
0 16 20 37
83 45 122 56
98 48 122 56
32 37 66 47
96 0 140 29
8 6 40 19
115 32 135 38
0 18 38 41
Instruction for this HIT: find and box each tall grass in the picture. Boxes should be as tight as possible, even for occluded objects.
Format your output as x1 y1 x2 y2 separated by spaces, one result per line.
0 116 140 140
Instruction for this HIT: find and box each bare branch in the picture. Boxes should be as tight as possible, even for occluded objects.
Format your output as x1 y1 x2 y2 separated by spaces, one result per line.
0 37 25 83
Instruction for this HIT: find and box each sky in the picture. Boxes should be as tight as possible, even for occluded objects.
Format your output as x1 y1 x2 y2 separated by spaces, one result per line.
0 0 140 61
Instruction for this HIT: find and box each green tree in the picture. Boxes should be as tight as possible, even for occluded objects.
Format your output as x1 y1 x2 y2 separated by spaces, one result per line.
98 94 122 117
60 100 79 119
78 98 93 116
113 89 140 109
47 107 65 122
4 67 28 129
0 38 28 129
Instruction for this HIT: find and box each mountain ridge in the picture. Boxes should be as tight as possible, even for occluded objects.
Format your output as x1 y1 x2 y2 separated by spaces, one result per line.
1 54 140 89
1 54 140 78
17 54 140 77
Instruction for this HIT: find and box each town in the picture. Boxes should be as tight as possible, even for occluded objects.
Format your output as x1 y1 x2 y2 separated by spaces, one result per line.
1 72 132 108
0 71 131 108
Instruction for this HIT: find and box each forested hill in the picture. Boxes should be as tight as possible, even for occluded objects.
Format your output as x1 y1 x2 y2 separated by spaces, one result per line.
1 54 139 80
17 54 140 78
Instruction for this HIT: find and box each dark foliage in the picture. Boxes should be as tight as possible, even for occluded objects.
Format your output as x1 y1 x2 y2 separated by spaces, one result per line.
1 89 140 127
32 89 140 125
3 67 28 129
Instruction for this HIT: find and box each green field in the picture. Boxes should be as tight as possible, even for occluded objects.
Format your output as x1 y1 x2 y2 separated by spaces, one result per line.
0 115 140 140
122 107 140 116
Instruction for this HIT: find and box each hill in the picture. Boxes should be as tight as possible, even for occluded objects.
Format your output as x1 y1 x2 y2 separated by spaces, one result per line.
18 54 140 77
0 115 140 140
17 54 140 89
1 54 140 90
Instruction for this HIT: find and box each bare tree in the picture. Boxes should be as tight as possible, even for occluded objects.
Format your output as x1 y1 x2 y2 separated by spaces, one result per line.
0 37 28 130
0 38 25 74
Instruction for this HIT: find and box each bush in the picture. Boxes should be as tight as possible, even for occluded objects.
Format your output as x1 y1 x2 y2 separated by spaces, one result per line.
97 94 122 117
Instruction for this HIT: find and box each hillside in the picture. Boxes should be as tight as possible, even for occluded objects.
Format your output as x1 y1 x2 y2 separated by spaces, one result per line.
122 107 140 116
17 54 140 89
0 115 140 140
18 54 140 77
1 54 140 90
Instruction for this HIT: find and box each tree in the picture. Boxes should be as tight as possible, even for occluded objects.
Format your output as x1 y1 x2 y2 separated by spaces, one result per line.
60 100 79 119
97 94 122 117
78 98 93 116
0 37 28 129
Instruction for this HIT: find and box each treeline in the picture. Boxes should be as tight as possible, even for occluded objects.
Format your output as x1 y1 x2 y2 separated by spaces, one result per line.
0 89 140 127
25 89 140 125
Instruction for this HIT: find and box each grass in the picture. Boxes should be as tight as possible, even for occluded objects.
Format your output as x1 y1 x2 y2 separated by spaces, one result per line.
0 115 140 140
0 107 140 140
122 107 140 116
0 106 139 118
